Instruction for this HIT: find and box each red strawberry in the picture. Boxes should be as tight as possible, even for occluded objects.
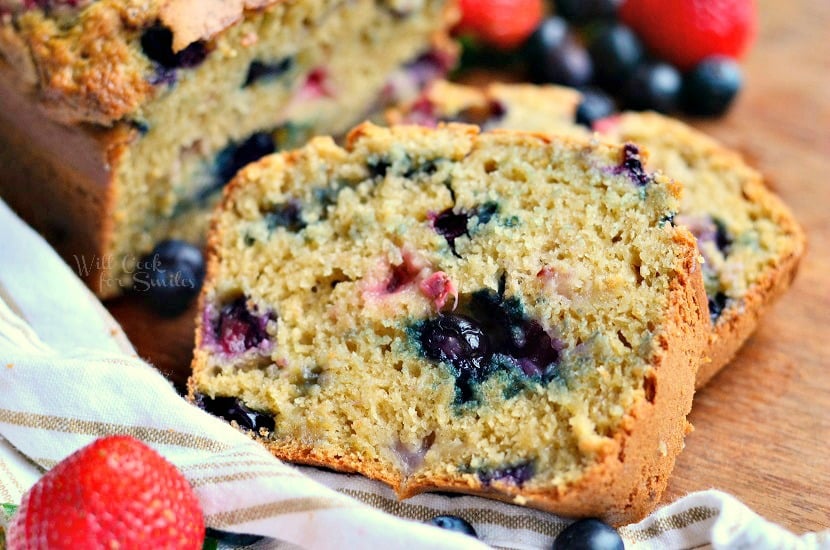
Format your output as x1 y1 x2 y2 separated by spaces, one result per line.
7 436 204 549
620 0 757 70
456 0 544 50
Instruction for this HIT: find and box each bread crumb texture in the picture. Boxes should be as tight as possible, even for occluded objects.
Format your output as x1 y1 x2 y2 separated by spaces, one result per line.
191 123 706 522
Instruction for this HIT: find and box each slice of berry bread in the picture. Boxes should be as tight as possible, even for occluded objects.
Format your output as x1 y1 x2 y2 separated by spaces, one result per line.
189 123 708 524
389 81 805 387
0 0 456 297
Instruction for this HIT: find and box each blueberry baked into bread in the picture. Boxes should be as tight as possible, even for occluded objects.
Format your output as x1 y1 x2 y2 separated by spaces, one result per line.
0 0 456 297
189 123 708 524
389 81 805 387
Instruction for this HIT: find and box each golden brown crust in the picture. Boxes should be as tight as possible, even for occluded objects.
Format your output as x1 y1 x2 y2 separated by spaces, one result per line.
608 113 806 388
0 60 131 295
5 0 290 125
697 179 806 387
0 0 459 126
189 123 708 525
1 0 290 125
9 2 156 125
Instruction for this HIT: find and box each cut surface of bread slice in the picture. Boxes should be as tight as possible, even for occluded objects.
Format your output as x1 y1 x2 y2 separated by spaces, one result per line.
389 81 806 386
190 123 708 524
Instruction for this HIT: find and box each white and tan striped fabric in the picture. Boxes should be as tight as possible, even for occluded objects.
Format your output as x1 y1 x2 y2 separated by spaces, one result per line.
1 199 827 550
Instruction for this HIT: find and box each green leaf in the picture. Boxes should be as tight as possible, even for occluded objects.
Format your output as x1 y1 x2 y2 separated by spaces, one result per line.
0 504 16 550
201 536 219 550
0 504 16 518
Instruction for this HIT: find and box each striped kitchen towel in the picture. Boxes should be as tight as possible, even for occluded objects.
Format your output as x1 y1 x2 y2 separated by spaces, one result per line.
0 198 827 550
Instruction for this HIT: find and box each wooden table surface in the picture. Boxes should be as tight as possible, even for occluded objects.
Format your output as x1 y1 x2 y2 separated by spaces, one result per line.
109 0 830 535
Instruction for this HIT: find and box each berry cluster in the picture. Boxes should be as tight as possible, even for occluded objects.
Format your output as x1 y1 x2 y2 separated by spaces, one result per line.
455 0 755 118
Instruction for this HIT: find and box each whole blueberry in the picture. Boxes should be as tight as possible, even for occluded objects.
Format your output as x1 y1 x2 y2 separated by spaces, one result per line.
525 18 593 87
682 56 743 117
622 61 682 114
554 0 621 21
552 518 624 550
135 240 204 316
466 290 562 381
589 23 644 88
418 314 490 377
575 88 616 128
427 515 478 537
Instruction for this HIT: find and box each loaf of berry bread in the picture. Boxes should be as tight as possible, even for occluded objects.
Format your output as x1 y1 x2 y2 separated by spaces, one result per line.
189 123 708 524
0 0 456 297
390 81 805 387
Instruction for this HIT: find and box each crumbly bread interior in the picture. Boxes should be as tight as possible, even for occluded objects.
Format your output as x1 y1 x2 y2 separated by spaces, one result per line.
396 82 804 316
192 123 700 505
101 0 450 292
600 114 803 304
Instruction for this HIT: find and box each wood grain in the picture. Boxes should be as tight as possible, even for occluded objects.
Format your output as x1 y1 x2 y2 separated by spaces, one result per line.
660 0 830 533
110 0 830 534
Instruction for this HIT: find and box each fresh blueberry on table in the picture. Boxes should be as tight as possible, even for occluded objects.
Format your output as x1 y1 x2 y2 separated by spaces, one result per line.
525 17 593 87
682 56 743 117
552 518 624 550
427 515 478 537
622 60 682 114
589 23 644 88
135 240 204 317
